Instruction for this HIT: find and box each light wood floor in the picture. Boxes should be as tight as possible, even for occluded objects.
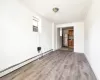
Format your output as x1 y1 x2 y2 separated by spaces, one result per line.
0 50 97 80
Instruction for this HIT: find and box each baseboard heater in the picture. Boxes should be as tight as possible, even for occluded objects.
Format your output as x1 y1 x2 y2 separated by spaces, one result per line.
0 49 53 77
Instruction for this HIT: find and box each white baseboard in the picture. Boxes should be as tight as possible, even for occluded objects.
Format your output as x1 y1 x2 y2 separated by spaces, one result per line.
74 52 84 54
0 49 53 77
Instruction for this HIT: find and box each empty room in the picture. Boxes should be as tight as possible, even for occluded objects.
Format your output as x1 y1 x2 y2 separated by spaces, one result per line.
0 0 100 80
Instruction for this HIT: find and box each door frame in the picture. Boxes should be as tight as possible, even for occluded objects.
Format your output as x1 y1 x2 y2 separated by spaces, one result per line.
62 27 74 48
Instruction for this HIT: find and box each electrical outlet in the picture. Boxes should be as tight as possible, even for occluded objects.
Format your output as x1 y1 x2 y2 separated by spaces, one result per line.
37 47 41 53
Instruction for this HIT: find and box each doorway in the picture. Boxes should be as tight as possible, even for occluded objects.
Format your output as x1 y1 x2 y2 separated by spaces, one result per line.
62 27 74 51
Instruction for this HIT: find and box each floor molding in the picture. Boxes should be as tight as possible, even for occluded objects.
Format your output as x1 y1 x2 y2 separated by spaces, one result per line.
0 49 53 77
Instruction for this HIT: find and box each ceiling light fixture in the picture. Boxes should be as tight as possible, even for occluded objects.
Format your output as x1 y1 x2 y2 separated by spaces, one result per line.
53 7 59 13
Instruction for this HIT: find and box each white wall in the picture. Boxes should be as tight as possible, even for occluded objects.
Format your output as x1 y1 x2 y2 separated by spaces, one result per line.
56 22 84 53
56 28 62 49
0 0 52 76
74 23 84 53
84 0 100 79
52 23 56 50
39 17 52 53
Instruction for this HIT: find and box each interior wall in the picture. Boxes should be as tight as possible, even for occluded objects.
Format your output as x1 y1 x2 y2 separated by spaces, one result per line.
39 17 52 53
0 0 52 74
84 0 100 79
74 23 84 53
52 23 56 51
56 22 84 53
56 28 62 49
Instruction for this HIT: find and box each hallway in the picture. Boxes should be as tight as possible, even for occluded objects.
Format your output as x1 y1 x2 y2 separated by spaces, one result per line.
1 50 96 80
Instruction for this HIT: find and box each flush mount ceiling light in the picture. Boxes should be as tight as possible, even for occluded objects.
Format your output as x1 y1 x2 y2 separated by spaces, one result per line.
53 7 59 13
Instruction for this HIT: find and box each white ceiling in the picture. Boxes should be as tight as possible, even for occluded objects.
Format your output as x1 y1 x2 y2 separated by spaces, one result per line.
21 0 91 24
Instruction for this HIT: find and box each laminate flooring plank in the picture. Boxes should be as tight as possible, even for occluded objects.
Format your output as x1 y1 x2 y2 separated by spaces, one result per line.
0 50 97 80
32 52 68 80
1 51 58 80
24 51 63 80
11 51 60 80
77 54 97 80
45 52 73 80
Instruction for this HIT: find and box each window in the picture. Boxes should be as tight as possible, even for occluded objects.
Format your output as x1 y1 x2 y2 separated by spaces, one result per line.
33 17 39 32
